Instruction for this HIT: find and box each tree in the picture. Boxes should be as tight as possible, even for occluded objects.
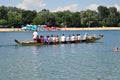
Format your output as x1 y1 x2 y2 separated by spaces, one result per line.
80 10 99 27
0 6 8 20
106 13 119 26
0 19 7 25
21 10 37 25
118 12 120 26
106 7 119 27
54 11 65 27
98 6 109 20
62 10 73 27
97 6 110 26
32 13 44 25
109 7 117 13
98 6 120 27
33 9 56 26
46 13 56 26
0 5 120 28
8 11 22 27
71 12 81 27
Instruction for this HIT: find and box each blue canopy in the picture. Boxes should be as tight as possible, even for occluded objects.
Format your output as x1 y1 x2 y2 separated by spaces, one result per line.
31 25 38 30
22 25 45 31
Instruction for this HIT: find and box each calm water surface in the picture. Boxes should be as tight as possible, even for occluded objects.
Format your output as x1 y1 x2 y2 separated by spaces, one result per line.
0 30 120 80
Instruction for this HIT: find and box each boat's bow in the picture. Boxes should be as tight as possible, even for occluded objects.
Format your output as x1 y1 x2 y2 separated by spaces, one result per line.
96 34 104 40
86 34 103 42
15 39 21 44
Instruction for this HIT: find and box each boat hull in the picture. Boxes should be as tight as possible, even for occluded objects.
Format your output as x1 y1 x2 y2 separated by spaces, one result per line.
15 34 103 46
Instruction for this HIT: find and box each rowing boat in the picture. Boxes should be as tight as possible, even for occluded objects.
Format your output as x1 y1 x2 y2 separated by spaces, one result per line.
15 34 103 46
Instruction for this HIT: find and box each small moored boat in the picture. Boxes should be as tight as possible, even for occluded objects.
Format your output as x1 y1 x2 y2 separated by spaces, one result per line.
15 34 103 46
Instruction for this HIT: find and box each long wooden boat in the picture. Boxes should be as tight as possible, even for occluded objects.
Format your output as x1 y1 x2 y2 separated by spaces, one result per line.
15 34 103 46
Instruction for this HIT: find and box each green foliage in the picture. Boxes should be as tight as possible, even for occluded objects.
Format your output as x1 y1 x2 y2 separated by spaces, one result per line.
118 23 120 27
0 6 8 20
80 10 99 27
98 6 120 27
106 13 119 26
0 19 7 25
98 6 109 19
7 11 23 27
72 12 81 27
21 10 37 25
32 14 43 25
54 11 66 27
0 5 120 28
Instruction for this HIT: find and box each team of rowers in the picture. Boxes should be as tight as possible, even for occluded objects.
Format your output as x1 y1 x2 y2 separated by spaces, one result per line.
32 30 96 44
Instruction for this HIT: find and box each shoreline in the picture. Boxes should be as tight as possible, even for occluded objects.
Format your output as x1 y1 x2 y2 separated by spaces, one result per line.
0 28 22 32
61 27 120 31
0 27 120 32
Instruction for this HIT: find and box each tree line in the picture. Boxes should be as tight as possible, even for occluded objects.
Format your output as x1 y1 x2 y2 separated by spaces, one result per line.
0 5 120 28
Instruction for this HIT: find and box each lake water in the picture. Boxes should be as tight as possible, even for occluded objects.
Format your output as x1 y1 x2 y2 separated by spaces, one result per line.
0 30 120 80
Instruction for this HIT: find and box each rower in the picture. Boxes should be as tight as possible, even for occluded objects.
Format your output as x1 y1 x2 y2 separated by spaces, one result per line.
33 30 38 43
55 35 59 43
66 35 71 42
83 32 88 40
37 35 41 43
60 34 66 43
77 34 82 40
41 36 44 44
46 35 50 44
71 34 75 42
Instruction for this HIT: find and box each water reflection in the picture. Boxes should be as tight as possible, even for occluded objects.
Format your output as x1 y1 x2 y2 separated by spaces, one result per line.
32 46 38 55
31 46 40 79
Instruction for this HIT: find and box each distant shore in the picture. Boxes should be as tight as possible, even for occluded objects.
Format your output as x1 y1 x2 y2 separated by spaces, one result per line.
0 28 22 32
61 27 120 31
0 27 120 32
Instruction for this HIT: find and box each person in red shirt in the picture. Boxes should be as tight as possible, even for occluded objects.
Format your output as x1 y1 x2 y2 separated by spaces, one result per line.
41 36 44 44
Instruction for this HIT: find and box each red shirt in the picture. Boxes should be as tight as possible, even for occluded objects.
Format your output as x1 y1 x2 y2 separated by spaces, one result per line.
41 37 44 43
